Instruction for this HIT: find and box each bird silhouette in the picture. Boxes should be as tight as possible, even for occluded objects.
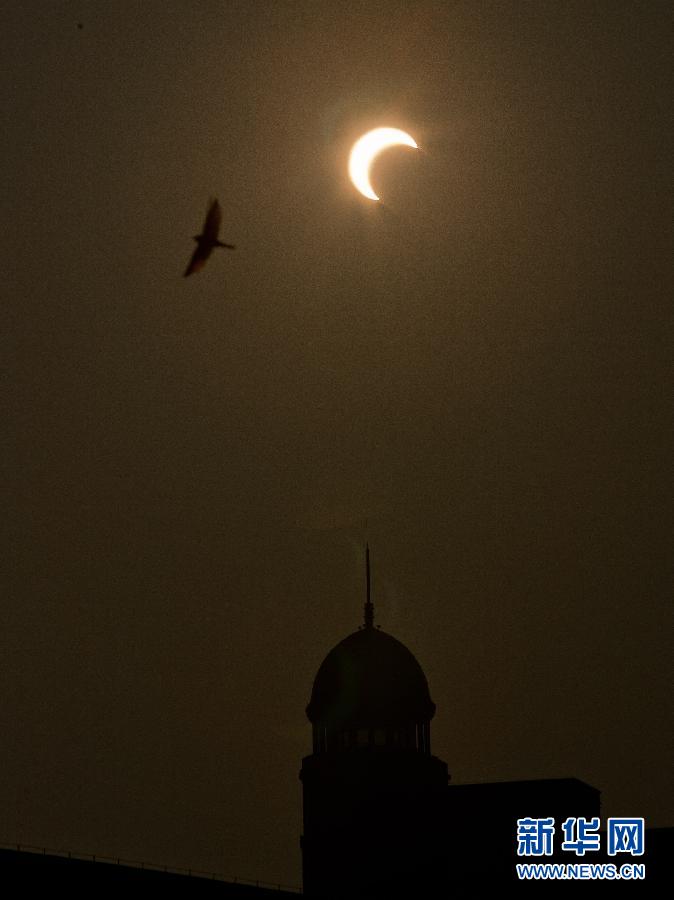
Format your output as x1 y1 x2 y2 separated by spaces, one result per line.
183 198 235 277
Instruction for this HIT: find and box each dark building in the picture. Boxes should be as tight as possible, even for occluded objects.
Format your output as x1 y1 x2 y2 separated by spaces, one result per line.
300 548 448 898
300 547 667 895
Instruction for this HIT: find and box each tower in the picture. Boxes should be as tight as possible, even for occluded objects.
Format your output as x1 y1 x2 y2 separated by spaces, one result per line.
300 547 449 898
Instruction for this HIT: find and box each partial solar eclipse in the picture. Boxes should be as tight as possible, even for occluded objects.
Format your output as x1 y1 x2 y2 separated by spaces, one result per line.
348 127 418 201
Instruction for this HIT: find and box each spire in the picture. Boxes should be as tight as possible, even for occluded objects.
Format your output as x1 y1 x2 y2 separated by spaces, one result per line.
364 542 374 629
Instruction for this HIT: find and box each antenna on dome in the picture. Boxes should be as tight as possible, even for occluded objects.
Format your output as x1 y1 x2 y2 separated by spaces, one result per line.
364 541 374 629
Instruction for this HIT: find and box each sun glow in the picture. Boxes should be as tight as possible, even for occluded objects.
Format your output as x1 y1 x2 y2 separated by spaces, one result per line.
348 127 418 201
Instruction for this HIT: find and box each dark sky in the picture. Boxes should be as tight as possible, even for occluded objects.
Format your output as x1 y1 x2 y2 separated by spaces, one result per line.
2 0 672 888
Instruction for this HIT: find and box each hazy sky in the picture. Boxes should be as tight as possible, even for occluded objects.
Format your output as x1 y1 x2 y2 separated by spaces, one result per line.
2 1 672 887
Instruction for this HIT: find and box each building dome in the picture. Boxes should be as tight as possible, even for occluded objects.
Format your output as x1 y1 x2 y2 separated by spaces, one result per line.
306 626 436 732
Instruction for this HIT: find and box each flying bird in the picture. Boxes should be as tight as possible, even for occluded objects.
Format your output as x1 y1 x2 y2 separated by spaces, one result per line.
183 198 235 277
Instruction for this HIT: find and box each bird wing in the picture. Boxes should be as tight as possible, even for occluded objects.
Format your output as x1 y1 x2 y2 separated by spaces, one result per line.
202 197 222 242
183 242 212 277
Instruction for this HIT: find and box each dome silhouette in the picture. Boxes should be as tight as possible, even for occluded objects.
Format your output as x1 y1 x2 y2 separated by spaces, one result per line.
306 627 436 731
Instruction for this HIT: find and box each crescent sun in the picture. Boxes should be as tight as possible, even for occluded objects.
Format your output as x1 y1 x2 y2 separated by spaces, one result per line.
348 127 418 201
